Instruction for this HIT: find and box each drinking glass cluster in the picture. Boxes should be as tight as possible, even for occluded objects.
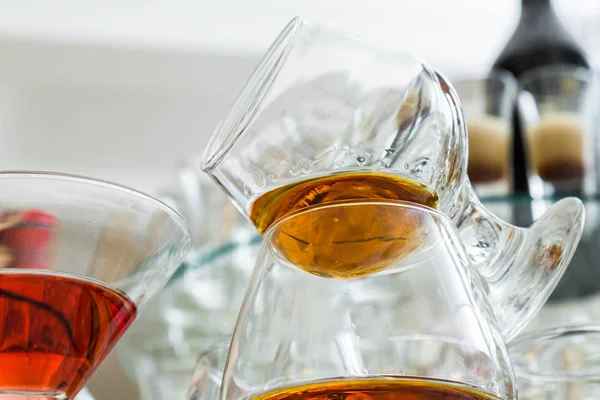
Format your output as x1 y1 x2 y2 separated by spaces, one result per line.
189 15 585 400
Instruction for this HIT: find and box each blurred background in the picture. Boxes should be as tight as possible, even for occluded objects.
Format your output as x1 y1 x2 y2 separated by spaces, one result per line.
0 0 599 399
0 0 598 194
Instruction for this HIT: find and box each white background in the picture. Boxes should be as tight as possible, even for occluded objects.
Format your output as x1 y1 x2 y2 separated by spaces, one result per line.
0 0 598 197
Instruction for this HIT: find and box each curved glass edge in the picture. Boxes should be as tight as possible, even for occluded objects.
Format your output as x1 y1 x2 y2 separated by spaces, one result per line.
479 192 600 203
168 193 597 284
166 235 263 287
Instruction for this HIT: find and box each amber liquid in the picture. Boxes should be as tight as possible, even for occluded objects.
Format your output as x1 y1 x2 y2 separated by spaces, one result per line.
250 377 503 400
0 272 137 397
249 172 439 278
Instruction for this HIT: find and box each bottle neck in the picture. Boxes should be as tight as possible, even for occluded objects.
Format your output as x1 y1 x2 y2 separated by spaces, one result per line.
521 0 551 7
520 0 555 21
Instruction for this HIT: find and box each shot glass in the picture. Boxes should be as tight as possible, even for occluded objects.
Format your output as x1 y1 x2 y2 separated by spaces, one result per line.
454 70 519 197
509 324 600 399
518 65 597 199
517 66 600 302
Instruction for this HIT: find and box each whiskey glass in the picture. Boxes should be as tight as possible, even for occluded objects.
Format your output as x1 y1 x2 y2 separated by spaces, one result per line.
0 171 191 399
220 200 518 400
509 324 600 399
200 17 584 341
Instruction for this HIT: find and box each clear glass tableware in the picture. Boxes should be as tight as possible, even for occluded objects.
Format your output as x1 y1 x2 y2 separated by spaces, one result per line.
524 289 600 334
516 67 600 302
187 340 230 400
116 235 261 391
134 338 228 400
509 324 600 399
156 157 254 253
518 65 597 199
200 16 585 341
454 71 518 197
115 153 259 387
222 200 518 400
188 333 519 400
0 171 191 399
482 192 600 307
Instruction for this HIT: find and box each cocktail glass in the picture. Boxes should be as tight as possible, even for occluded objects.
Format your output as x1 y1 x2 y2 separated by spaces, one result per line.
0 171 191 399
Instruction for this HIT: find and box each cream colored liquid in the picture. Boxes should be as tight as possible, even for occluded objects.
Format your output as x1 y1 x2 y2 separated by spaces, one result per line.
526 112 585 183
467 115 511 184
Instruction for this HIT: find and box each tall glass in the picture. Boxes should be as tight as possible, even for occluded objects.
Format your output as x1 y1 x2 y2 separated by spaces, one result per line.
0 171 191 399
222 200 518 400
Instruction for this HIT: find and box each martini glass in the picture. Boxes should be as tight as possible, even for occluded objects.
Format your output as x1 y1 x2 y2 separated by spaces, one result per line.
0 171 191 399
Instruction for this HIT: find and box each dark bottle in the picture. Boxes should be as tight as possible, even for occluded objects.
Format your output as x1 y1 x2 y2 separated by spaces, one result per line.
493 0 593 303
492 0 590 193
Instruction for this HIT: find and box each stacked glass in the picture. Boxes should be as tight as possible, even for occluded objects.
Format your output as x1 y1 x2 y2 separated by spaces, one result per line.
182 17 585 400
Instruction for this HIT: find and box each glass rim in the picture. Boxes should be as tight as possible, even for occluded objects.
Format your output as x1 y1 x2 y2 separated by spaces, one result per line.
187 339 231 400
509 324 600 382
263 199 451 239
453 69 519 99
0 170 191 239
200 17 431 175
196 338 231 359
518 64 594 89
201 17 302 173
454 69 519 87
